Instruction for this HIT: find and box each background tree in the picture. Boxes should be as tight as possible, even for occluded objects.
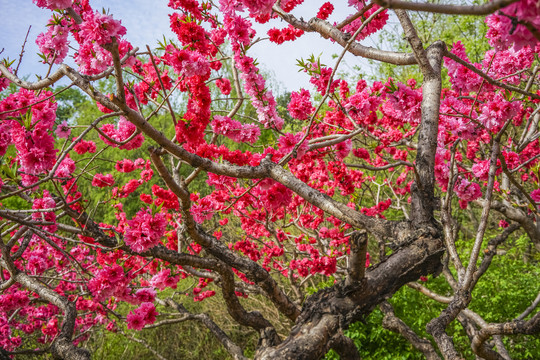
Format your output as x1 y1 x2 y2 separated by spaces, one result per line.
0 1 539 359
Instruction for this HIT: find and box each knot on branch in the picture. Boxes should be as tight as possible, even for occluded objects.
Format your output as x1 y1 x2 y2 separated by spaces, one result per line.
345 230 368 286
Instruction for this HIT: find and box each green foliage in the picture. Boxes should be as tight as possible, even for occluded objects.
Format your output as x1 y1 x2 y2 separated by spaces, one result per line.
321 242 540 359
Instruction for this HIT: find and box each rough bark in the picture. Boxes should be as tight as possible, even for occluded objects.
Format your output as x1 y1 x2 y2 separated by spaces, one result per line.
255 230 444 359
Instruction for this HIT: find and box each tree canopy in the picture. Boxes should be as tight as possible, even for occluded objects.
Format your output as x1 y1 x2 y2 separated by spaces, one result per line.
0 0 539 359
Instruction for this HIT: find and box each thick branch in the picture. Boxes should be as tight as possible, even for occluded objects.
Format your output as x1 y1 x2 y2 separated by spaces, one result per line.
412 41 444 225
472 312 540 359
375 0 519 15
346 230 368 286
256 230 444 359
307 18 417 65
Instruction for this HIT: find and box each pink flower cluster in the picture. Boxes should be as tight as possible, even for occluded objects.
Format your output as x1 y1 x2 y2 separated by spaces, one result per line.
0 89 58 184
92 173 115 188
345 87 382 123
162 46 210 78
260 182 293 211
211 115 260 144
221 4 284 130
268 25 304 44
115 159 136 173
36 18 70 64
124 209 167 252
288 89 315 120
439 94 479 140
99 117 145 150
32 0 72 10
483 46 535 85
309 63 339 95
79 10 127 45
236 0 275 17
190 195 215 223
531 189 540 202
444 42 483 93
278 132 309 159
32 190 57 233
236 55 284 129
382 81 422 125
87 265 127 301
342 5 388 41
478 94 521 131
150 269 180 290
126 302 158 330
73 139 97 155
485 0 540 50
215 78 231 95
454 177 482 202
317 2 334 20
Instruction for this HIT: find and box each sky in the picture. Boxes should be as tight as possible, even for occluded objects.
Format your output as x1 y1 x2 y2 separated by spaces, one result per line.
0 0 383 92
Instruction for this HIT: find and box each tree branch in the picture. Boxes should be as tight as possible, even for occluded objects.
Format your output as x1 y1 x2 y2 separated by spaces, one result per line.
346 230 368 286
374 0 519 15
381 301 441 360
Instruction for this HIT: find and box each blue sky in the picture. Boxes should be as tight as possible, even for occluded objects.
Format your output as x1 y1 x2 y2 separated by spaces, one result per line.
0 0 380 92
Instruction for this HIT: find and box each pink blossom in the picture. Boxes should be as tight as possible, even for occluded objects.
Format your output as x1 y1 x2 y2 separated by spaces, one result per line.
55 156 75 178
278 132 308 159
471 160 491 181
55 121 71 139
268 25 304 44
531 189 540 202
99 117 144 150
73 139 96 155
12 123 57 177
32 0 72 10
454 177 482 202
135 288 156 303
138 302 158 323
124 209 167 252
215 78 231 95
334 139 352 160
0 121 13 156
36 19 70 64
92 173 115 188
193 290 216 302
79 11 127 45
115 159 136 173
211 115 260 144
288 89 314 120
162 47 210 78
0 73 10 92
342 5 388 41
190 196 215 223
485 0 540 50
345 89 381 122
478 94 521 131
126 312 145 331
443 42 483 93
32 190 57 233
383 81 422 125
150 269 179 290
261 183 292 210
